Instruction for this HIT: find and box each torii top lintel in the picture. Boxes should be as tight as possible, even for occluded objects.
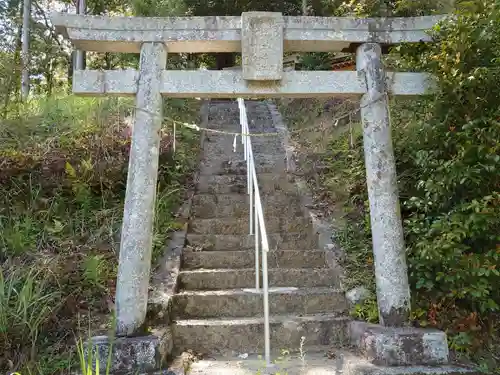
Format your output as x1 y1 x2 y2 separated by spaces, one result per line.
51 11 448 55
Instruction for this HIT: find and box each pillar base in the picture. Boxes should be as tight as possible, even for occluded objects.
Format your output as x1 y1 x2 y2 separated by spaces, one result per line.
84 330 172 374
349 321 449 367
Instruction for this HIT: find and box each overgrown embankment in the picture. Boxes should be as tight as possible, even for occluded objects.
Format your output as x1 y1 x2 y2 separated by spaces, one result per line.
280 3 500 373
0 95 201 374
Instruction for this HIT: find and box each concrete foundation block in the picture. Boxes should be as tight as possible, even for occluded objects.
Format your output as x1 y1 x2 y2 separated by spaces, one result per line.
85 331 172 374
349 321 450 366
241 12 284 81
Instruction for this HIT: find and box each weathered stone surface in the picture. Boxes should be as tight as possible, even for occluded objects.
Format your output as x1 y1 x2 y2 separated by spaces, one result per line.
115 42 167 336
203 135 284 156
346 286 371 306
182 249 327 270
186 232 317 251
191 193 303 218
84 332 170 374
188 216 311 235
148 230 185 326
145 370 182 375
356 43 411 327
188 216 276 235
172 287 347 318
52 12 448 54
179 268 340 290
198 155 285 175
241 12 284 81
186 350 479 375
72 70 435 98
349 321 450 366
196 173 297 194
172 314 350 355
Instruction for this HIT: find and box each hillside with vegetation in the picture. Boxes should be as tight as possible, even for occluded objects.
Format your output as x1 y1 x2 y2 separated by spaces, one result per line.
1 0 499 373
280 1 500 373
0 0 203 372
0 95 200 373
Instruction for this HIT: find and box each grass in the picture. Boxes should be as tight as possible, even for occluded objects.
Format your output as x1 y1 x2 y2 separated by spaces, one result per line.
0 93 201 374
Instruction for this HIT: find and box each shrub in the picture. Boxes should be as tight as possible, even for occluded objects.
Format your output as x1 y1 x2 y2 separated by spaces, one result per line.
393 0 500 315
289 0 500 364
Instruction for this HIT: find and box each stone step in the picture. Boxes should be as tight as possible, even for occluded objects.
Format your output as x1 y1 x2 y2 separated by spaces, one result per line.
206 116 240 126
172 314 350 355
205 130 277 143
201 130 283 154
182 249 327 270
204 131 283 148
172 287 348 319
182 350 478 375
208 105 239 117
204 122 239 134
199 155 286 176
178 268 339 290
198 162 284 176
186 232 318 251
196 174 298 194
191 193 302 219
189 216 311 235
202 136 284 159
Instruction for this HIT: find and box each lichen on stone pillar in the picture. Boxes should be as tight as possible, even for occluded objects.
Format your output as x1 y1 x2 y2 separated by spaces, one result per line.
356 42 411 327
115 42 167 336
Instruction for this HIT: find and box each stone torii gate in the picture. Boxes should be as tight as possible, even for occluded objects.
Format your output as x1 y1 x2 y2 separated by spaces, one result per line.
53 11 449 369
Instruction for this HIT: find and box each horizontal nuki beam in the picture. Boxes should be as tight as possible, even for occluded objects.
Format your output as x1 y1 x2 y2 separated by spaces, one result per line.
73 70 435 98
52 12 449 54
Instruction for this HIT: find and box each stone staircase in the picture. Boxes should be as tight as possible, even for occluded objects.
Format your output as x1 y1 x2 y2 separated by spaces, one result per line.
170 100 349 356
165 100 473 375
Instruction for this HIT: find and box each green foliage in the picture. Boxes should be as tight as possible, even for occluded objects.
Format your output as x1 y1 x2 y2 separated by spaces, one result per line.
0 266 61 370
284 0 500 367
298 53 335 71
334 0 452 16
0 94 200 373
392 0 500 316
132 0 187 16
75 318 114 375
183 0 303 16
351 298 379 323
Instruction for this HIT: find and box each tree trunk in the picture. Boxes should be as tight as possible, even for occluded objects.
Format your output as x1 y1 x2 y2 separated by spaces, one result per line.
68 51 75 92
21 0 32 100
46 59 54 95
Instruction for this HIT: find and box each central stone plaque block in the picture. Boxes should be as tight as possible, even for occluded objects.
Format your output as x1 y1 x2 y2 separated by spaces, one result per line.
241 12 284 81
